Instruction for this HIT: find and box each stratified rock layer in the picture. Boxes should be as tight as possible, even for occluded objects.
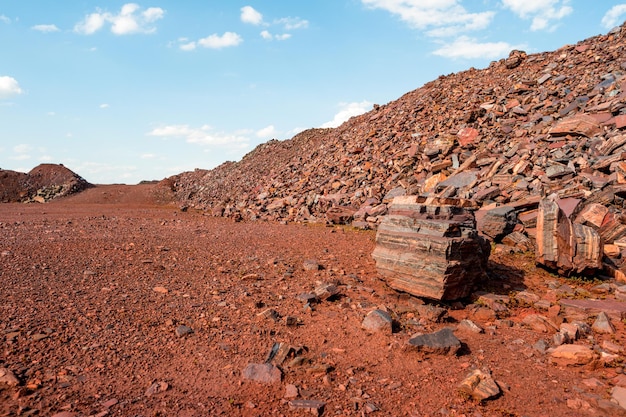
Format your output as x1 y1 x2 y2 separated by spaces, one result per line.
372 196 490 300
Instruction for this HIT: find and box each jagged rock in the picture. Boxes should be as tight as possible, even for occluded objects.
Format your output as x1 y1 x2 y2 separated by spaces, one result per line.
592 311 616 334
361 309 393 334
476 206 517 241
288 399 326 416
372 196 490 300
406 328 461 356
0 367 19 387
536 198 602 274
458 369 500 401
550 345 597 366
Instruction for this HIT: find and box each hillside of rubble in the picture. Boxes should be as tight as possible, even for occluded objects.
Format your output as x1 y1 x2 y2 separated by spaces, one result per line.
169 24 626 230
0 164 92 203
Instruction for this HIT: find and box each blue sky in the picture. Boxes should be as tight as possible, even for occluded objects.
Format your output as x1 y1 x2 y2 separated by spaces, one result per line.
1 1 625 184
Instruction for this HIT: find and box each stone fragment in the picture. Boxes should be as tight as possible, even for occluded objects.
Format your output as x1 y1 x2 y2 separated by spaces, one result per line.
522 314 558 333
314 283 340 300
475 205 516 241
326 206 357 225
175 325 193 338
242 363 282 384
414 304 448 322
153 286 168 294
550 344 597 366
284 384 299 399
303 259 321 271
145 381 169 397
458 369 501 401
457 127 480 147
288 399 326 416
406 328 461 356
361 309 393 334
501 231 533 252
592 311 616 334
0 367 19 387
458 319 484 334
549 114 602 137
559 298 626 320
257 308 280 321
372 196 490 300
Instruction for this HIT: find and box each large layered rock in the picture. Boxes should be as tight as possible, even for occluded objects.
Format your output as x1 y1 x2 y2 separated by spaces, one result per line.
372 196 490 300
536 197 603 275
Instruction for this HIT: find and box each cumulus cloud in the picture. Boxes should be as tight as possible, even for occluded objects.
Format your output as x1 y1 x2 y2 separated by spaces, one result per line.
321 101 372 129
0 76 23 99
148 124 250 146
361 0 494 37
100 103 110 109
241 6 264 25
602 4 626 29
196 32 243 49
256 125 277 138
502 0 572 31
433 36 525 59
74 3 165 35
32 24 60 33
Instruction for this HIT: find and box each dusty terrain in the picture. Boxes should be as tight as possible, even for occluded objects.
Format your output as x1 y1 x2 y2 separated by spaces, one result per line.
2 184 626 417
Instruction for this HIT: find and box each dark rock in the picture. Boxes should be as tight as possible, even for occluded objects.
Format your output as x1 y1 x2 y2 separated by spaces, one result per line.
407 328 461 355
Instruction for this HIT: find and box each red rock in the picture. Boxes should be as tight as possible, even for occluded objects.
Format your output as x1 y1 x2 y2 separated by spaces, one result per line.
549 114 602 137
456 127 480 147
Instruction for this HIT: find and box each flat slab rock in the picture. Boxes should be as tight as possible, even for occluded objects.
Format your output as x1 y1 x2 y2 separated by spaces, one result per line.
559 298 626 320
242 363 282 384
407 328 461 355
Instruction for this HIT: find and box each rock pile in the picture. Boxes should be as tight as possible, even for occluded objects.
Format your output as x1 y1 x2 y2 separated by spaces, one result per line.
170 24 626 277
0 164 91 203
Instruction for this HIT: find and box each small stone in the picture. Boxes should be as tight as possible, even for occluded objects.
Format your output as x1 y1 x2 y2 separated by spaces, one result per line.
153 286 168 294
303 260 321 271
0 367 19 386
175 325 193 338
314 283 340 300
533 339 549 354
284 383 299 399
242 363 282 384
522 314 558 333
559 323 579 340
458 319 484 334
102 398 118 408
458 369 501 401
288 399 326 416
361 309 393 334
592 311 615 334
407 328 461 356
257 308 280 322
414 304 447 322
144 381 169 397
550 344 597 366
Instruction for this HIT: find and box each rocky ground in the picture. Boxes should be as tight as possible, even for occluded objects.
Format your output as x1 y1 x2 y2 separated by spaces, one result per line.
2 185 626 416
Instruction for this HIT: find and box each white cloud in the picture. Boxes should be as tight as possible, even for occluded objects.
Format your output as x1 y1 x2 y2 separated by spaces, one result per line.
260 30 291 41
256 125 276 138
502 0 572 31
140 153 156 159
361 0 494 37
148 124 250 146
179 41 196 51
275 17 309 30
47 112 56 116
197 32 243 49
39 155 53 162
74 3 165 35
241 6 264 25
0 15 11 24
99 103 109 109
0 76 23 99
321 101 372 128
432 35 524 59
602 4 626 29
32 24 60 33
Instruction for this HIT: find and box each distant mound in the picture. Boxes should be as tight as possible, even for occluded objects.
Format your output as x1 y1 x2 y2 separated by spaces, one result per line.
169 24 626 229
0 164 92 203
